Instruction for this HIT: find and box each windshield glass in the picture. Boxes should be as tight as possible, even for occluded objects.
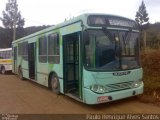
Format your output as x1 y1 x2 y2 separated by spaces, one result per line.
84 29 140 71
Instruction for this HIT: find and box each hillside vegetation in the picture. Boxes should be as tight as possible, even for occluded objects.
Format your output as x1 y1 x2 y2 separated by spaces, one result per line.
140 49 160 105
0 25 51 48
139 23 160 105
146 23 160 49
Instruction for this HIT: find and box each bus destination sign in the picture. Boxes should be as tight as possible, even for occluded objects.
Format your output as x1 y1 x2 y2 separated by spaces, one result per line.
108 18 136 28
88 15 137 28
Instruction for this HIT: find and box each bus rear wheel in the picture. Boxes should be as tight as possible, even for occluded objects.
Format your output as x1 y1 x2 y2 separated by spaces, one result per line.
1 66 5 74
50 74 60 94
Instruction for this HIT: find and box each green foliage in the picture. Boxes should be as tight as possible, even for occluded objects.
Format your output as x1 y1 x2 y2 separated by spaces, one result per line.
135 1 149 29
0 0 25 29
146 23 160 49
0 27 12 48
135 1 150 50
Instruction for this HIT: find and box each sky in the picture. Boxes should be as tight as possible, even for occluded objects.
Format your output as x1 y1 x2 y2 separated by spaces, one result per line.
0 0 160 27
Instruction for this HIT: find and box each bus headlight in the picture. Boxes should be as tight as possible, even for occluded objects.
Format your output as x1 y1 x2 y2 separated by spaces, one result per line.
132 79 143 88
90 84 108 94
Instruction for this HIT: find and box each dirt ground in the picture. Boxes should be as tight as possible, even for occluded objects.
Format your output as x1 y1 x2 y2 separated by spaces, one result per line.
0 74 160 115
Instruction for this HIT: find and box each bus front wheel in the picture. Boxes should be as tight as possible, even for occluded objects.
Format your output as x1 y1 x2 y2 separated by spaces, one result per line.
50 74 60 95
1 66 5 74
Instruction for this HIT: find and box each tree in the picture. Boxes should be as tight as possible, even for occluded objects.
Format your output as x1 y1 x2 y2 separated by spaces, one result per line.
135 1 149 27
0 0 25 40
135 1 149 51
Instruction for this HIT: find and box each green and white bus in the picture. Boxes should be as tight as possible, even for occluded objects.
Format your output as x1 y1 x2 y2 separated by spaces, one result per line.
12 13 143 104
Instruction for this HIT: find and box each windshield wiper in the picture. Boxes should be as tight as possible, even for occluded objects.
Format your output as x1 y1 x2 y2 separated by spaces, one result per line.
122 28 132 55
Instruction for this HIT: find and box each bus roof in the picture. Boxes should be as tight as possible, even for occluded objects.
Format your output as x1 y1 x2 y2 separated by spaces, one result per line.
0 48 12 52
12 13 136 44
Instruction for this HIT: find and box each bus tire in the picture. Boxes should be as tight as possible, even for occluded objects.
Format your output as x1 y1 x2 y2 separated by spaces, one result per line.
50 74 60 94
1 66 5 74
18 67 24 80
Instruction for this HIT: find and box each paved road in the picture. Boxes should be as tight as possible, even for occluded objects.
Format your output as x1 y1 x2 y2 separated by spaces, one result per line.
0 74 160 114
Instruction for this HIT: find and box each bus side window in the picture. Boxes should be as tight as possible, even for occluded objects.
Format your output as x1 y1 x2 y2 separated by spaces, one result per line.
4 51 6 59
48 33 60 64
0 53 3 59
0 52 2 59
39 36 47 63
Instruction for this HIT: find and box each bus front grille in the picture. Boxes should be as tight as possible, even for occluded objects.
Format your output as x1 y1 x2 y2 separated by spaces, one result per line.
105 82 133 92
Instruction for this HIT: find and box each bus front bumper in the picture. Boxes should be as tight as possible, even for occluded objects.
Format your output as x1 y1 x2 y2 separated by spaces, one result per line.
83 84 143 104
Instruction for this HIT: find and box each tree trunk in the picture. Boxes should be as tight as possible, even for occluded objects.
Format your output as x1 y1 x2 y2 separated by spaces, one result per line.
143 30 147 52
13 25 16 41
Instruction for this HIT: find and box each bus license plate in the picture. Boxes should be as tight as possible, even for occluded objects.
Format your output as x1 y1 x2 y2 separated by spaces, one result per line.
97 96 109 103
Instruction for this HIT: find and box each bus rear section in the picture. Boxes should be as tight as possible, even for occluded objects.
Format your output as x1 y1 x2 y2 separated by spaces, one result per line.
0 48 12 74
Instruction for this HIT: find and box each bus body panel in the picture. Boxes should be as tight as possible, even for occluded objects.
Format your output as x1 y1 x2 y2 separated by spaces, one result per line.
12 21 83 92
0 59 13 71
83 84 143 104
83 68 143 87
0 64 12 71
19 60 29 78
82 68 143 104
0 48 12 73
60 22 82 35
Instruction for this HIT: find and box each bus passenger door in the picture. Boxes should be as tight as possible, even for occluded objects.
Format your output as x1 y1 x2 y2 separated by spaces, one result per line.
63 32 82 99
28 43 36 80
13 47 17 73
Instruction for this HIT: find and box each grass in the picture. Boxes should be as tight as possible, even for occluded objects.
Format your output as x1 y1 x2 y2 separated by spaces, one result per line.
139 49 160 105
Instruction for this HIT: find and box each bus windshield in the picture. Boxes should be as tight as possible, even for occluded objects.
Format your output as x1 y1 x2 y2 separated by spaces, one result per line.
84 29 140 71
